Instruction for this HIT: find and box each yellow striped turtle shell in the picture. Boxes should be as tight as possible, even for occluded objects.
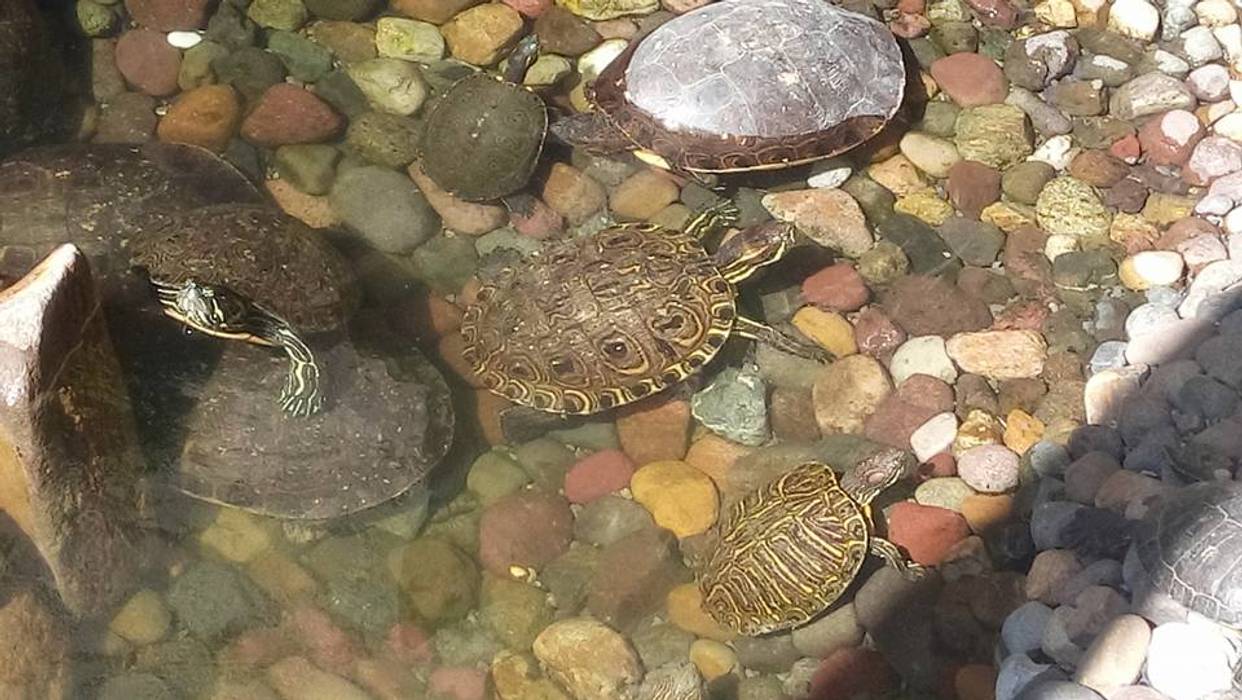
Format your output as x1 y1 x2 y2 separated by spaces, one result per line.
700 462 871 636
459 222 735 415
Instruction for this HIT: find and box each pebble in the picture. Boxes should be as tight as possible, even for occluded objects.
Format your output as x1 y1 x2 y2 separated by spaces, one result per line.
946 330 1048 379
532 618 643 698
691 365 770 446
889 336 957 385
616 397 691 464
1185 136 1242 186
790 603 865 658
477 491 574 575
947 161 1003 219
1138 110 1204 166
900 132 962 179
347 59 428 116
375 16 445 62
1108 0 1160 40
114 28 181 97
1003 600 1055 655
197 508 272 563
957 444 1021 493
690 639 737 681
491 650 571 699
915 476 976 511
409 164 508 235
883 273 993 336
240 84 343 147
812 354 894 434
440 3 524 65
428 668 488 700
1025 549 1084 605
609 169 679 221
330 165 440 253
1110 72 1197 120
481 576 554 650
762 188 874 257
931 52 1008 106
247 0 308 30
807 647 896 698
955 103 1035 168
997 654 1059 700
630 460 718 538
574 495 654 548
791 307 857 357
868 154 929 196
266 657 371 700
109 589 171 646
666 584 737 642
156 84 240 153
1145 622 1237 700
1118 251 1184 290
801 263 869 312
126 0 213 31
910 412 959 462
1073 614 1150 696
886 501 972 566
542 162 607 225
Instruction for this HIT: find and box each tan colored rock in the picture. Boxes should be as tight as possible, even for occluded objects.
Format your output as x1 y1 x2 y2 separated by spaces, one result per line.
762 188 874 257
492 649 572 700
945 330 1047 379
0 587 71 698
542 162 606 225
532 617 643 700
156 84 241 153
609 168 679 221
410 163 508 235
811 354 893 434
440 3 524 65
0 245 144 615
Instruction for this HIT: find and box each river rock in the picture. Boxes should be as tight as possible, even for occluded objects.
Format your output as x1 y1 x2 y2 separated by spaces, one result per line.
533 618 643 699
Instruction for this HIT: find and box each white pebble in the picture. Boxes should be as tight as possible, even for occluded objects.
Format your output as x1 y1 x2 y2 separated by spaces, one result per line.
1205 100 1237 125
807 160 853 189
1213 111 1242 141
1196 0 1237 27
910 412 957 463
578 39 628 82
1146 622 1236 700
1108 0 1161 40
1029 134 1076 170
1225 205 1242 234
1044 233 1080 261
166 31 202 49
1120 250 1185 289
1218 26 1242 69
889 335 957 385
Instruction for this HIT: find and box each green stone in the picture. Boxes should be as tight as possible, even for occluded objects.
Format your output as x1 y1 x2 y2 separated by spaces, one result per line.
914 477 975 511
133 639 215 700
876 213 961 277
1075 27 1145 65
466 450 530 505
907 37 946 71
267 30 332 82
856 239 909 286
512 437 576 490
954 104 1034 169
1072 116 1136 149
977 27 1012 61
1051 249 1118 290
307 20 378 63
930 21 977 54
938 217 1004 266
315 70 371 118
1001 160 1056 205
375 16 445 62
247 0 308 31
840 174 896 223
178 41 229 90
918 100 960 138
76 0 117 37
565 0 658 21
926 0 971 23
344 110 422 168
409 234 478 294
274 144 341 195
523 54 572 87
548 420 619 451
475 227 542 260
542 546 601 615
304 0 379 20
396 537 480 622
1050 80 1105 117
480 576 555 650
212 47 287 102
1035 176 1112 239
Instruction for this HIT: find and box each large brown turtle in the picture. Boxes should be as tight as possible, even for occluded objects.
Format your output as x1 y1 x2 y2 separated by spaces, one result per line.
552 0 906 174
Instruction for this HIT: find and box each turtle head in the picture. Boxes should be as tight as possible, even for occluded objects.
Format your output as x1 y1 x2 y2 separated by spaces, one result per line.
503 33 541 84
173 280 229 330
713 221 797 284
840 448 914 505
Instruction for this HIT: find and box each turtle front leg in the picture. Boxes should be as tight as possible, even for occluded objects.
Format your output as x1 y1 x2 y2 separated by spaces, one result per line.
869 536 927 581
732 316 833 363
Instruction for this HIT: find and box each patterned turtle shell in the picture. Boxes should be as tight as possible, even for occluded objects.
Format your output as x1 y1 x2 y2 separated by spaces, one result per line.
700 462 872 635
589 0 906 173
460 222 735 414
1136 480 1242 628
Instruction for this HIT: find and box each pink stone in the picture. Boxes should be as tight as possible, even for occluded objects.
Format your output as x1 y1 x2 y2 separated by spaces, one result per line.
1184 135 1242 186
114 28 181 97
1176 234 1228 273
992 299 1050 332
285 605 361 677
478 491 574 575
956 444 1020 493
930 53 1008 107
947 160 1002 219
896 0 925 12
964 0 1019 28
1138 110 1204 167
1109 133 1142 164
428 667 488 700
564 449 635 504
509 196 564 239
917 452 957 480
240 84 344 147
384 622 434 665
889 13 930 38
221 627 297 669
802 263 869 312
502 0 552 17
886 501 971 566
854 308 907 360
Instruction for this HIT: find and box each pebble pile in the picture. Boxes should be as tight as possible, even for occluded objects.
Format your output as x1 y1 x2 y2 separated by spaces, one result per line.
5 0 1242 697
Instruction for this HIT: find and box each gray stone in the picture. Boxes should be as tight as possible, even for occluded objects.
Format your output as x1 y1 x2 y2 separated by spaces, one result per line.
573 495 656 547
691 364 769 446
1031 501 1087 550
1002 601 1055 656
166 561 258 641
329 165 440 253
790 602 865 657
1110 72 1197 121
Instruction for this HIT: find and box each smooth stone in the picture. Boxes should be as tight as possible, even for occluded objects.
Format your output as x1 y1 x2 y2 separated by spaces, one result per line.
329 165 439 253
347 58 428 116
573 495 656 547
1146 622 1236 700
910 412 959 462
890 335 958 385
1002 600 1055 656
957 444 1021 493
1072 614 1150 696
630 460 719 538
532 618 643 699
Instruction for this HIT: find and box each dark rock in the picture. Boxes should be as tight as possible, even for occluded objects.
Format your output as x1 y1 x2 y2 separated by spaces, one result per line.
882 274 992 336
587 528 690 633
875 213 961 276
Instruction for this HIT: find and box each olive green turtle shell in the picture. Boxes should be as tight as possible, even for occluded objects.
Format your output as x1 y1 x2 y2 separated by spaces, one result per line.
459 222 735 414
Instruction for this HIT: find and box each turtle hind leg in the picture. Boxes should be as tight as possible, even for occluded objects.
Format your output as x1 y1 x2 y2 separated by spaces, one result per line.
869 536 927 581
249 314 325 419
732 316 832 363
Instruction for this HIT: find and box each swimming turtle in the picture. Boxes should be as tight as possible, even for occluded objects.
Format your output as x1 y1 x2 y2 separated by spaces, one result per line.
700 449 924 636
418 34 547 201
551 0 906 174
459 200 828 415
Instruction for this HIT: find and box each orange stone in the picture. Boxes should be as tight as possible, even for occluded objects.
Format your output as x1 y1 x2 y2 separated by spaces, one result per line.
473 389 510 446
616 396 692 464
666 583 736 642
960 493 1014 535
541 162 606 225
156 84 241 152
954 664 997 700
425 295 465 336
1002 408 1044 454
684 433 754 492
264 179 341 230
609 168 680 221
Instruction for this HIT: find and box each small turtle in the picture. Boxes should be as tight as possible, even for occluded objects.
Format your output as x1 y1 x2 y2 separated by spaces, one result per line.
130 204 359 418
700 449 924 636
418 34 547 201
460 200 827 415
551 0 905 175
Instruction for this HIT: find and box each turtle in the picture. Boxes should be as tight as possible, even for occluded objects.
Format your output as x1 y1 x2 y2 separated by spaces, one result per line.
699 449 925 636
459 200 828 415
417 33 547 201
550 0 906 175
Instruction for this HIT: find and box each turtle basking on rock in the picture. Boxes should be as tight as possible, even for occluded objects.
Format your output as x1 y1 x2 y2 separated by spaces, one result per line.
460 200 828 415
552 0 906 175
418 34 547 201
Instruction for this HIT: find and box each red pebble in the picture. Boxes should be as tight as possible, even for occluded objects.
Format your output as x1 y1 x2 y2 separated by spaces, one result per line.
917 452 958 480
384 622 434 665
240 84 343 147
802 263 869 312
886 501 972 566
115 28 181 97
564 449 636 504
807 647 896 699
477 491 574 575
930 53 1007 107
428 667 488 700
285 605 362 677
1109 133 1142 164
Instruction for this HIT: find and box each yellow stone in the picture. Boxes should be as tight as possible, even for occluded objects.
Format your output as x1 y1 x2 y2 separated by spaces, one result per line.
684 433 754 493
1003 409 1045 454
491 650 571 700
980 201 1037 232
1141 192 1197 226
109 589 171 645
198 508 273 563
1108 212 1159 251
666 583 736 642
689 639 738 681
953 409 1004 454
1071 0 1108 26
440 4 524 66
866 153 928 196
791 307 858 357
246 551 320 607
895 188 955 226
1035 0 1078 26
630 460 719 537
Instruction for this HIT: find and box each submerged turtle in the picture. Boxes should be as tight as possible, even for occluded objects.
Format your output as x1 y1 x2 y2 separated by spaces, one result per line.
700 449 924 636
460 200 827 415
552 0 906 174
418 34 547 201
129 204 359 417
1135 480 1242 666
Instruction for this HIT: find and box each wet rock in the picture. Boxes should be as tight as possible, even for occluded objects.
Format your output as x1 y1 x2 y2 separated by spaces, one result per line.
1073 614 1150 696
481 575 555 650
533 618 643 699
812 354 893 434
157 84 242 153
887 501 972 565
0 246 143 615
267 656 371 700
931 52 1008 106
762 188 874 257
630 460 718 538
946 162 1002 220
691 365 769 446
440 3 524 65
955 103 1035 169
166 561 258 641
946 330 1047 379
241 83 343 146
1110 72 1196 120
542 162 606 226
330 165 439 253
115 28 182 97
883 274 992 336
478 491 573 576
347 58 428 116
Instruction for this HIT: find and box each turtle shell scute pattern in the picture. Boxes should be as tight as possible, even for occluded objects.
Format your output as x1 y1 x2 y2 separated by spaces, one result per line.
418 74 547 202
460 224 735 414
700 462 870 636
1136 480 1242 627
